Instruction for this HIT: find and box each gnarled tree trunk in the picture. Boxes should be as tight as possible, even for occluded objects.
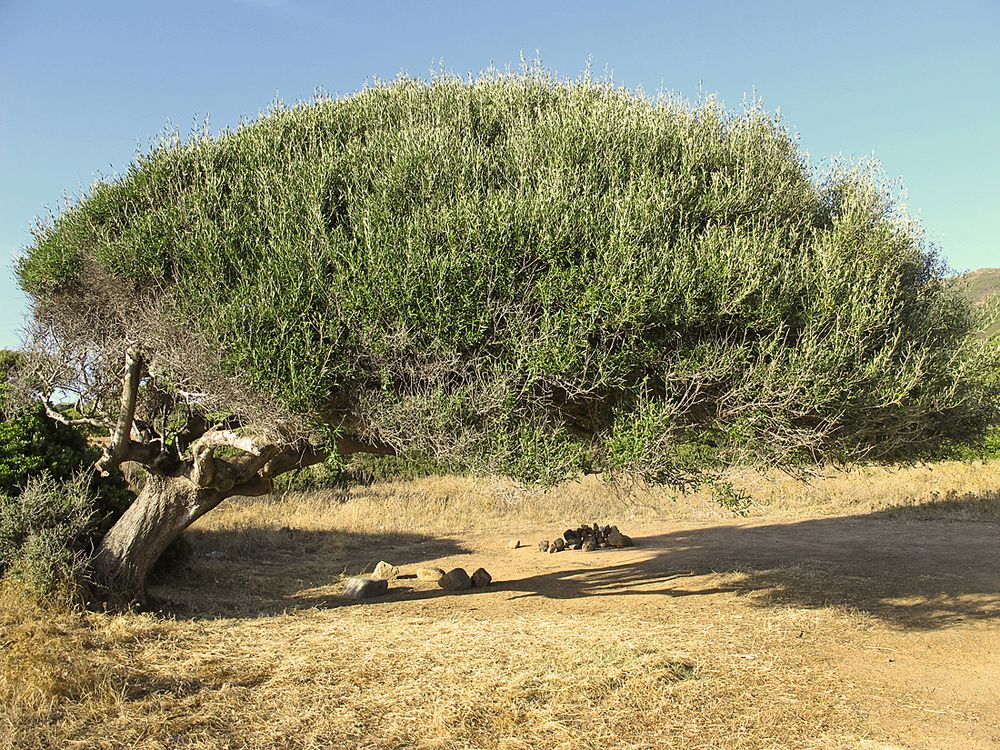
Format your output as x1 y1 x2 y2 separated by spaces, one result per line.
91 474 224 607
79 350 394 609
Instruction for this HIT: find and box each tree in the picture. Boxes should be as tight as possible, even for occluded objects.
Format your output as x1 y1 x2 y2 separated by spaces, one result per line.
14 69 996 606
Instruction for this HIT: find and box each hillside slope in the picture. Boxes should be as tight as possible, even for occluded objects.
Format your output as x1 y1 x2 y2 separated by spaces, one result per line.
954 267 1000 338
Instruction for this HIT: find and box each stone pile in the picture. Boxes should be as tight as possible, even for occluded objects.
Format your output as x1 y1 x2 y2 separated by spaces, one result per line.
342 560 493 599
538 523 633 553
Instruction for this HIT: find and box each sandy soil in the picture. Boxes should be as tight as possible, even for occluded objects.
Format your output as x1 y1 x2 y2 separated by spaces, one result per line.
148 499 1000 750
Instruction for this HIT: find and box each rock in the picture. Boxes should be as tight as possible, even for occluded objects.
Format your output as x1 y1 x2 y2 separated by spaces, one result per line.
343 575 389 599
538 540 550 553
439 567 472 591
372 560 400 580
507 539 521 550
607 529 626 548
547 542 558 553
563 529 580 543
471 567 492 587
416 566 446 582
570 541 582 550
581 537 597 552
553 538 566 551
621 534 634 547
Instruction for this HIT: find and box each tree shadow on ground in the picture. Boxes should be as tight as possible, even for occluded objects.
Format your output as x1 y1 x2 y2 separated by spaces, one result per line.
493 493 1000 631
153 493 1000 630
149 527 471 618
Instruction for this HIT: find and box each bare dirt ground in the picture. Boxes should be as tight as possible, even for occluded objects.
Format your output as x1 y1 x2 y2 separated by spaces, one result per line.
3 461 999 749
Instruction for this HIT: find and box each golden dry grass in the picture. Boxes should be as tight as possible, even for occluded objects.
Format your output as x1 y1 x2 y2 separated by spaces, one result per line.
2 459 999 750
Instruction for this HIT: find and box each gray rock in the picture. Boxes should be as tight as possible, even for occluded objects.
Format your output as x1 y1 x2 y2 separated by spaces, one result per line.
343 575 389 599
372 560 400 580
507 538 521 550
553 538 566 551
538 540 550 553
563 529 580 542
621 534 634 547
607 529 626 548
581 537 597 552
471 567 492 587
439 567 472 591
416 566 446 582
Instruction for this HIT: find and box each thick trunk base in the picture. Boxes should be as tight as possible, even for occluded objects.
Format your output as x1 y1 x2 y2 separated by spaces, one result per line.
91 475 223 609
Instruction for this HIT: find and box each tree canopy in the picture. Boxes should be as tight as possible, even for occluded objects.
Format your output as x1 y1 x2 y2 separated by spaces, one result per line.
17 69 996 488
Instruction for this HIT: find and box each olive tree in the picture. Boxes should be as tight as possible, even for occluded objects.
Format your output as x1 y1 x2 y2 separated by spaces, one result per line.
15 68 995 606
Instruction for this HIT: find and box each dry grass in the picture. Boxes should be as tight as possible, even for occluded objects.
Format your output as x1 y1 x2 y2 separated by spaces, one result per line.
266 458 1000 534
2 460 999 750
2 586 868 750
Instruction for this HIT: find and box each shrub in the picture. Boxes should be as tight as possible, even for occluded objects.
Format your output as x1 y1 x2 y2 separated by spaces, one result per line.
0 472 95 599
0 351 134 526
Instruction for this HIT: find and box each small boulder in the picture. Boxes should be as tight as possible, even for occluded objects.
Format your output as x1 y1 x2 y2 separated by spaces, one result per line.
563 529 580 543
538 540 550 553
343 575 389 599
372 560 400 580
507 539 521 550
621 534 634 547
553 538 566 552
570 541 583 550
606 529 626 548
416 566 446 582
471 567 492 587
548 542 558 553
439 567 473 591
581 537 597 552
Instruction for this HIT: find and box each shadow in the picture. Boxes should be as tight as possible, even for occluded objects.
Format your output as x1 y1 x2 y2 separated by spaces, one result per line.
148 527 471 619
484 493 1000 631
151 492 1000 630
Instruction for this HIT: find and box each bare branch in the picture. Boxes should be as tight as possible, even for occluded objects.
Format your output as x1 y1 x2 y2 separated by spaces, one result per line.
39 398 108 429
95 349 144 476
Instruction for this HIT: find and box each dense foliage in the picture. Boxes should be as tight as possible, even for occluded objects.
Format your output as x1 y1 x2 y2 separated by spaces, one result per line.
17 69 997 484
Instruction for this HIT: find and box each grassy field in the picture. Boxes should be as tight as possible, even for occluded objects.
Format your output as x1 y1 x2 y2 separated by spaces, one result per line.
3 460 1000 749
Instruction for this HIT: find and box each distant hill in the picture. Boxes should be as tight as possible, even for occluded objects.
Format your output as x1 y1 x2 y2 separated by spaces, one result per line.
953 267 1000 338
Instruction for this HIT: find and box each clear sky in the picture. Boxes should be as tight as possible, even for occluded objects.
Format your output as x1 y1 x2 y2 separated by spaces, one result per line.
1 0 997 349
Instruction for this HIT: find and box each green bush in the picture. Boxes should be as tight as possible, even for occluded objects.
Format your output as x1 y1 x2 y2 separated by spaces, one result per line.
934 424 1000 462
17 68 998 485
0 352 133 533
0 352 193 592
0 472 95 599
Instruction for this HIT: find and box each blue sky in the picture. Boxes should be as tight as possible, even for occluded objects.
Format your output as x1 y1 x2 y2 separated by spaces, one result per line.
1 0 997 349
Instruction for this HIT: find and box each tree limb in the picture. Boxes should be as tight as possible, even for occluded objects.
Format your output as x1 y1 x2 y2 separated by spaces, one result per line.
189 430 279 491
95 349 144 476
40 398 108 429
